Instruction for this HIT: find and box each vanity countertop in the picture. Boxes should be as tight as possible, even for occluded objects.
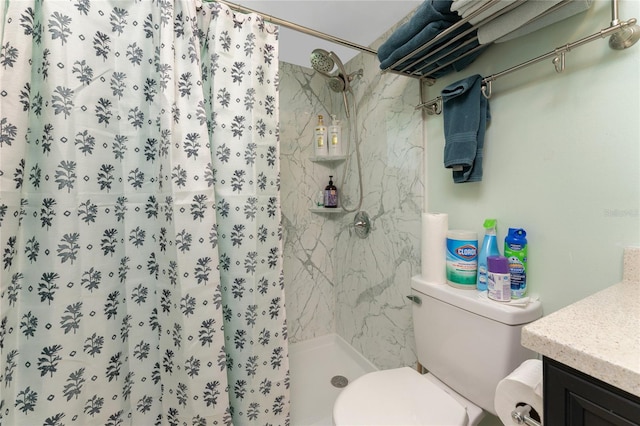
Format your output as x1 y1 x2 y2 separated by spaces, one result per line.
521 247 640 398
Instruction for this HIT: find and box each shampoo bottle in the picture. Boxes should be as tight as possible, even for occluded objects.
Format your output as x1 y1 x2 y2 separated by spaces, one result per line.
504 228 528 298
477 219 500 291
314 114 328 156
324 176 338 208
329 114 342 156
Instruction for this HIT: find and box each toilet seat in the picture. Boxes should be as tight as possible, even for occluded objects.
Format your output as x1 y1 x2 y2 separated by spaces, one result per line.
333 367 469 426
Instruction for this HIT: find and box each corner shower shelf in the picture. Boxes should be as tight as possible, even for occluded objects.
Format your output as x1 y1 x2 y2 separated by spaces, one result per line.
309 207 345 215
309 155 347 163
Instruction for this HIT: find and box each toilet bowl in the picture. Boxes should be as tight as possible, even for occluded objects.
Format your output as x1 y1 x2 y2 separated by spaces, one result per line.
332 276 542 425
333 367 484 426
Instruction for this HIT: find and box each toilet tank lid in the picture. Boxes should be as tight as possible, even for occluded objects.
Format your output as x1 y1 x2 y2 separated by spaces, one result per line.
411 276 542 325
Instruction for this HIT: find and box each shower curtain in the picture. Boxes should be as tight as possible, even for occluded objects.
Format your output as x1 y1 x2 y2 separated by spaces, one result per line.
0 1 289 425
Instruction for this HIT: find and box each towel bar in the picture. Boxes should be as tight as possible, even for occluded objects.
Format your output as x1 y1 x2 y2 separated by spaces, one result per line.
417 16 638 114
383 0 576 80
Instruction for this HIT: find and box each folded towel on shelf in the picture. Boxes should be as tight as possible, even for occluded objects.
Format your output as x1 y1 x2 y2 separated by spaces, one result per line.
384 24 489 77
379 19 459 70
425 38 489 77
441 74 490 183
462 0 518 25
494 0 594 43
378 0 460 64
450 0 482 15
378 0 487 78
476 0 572 44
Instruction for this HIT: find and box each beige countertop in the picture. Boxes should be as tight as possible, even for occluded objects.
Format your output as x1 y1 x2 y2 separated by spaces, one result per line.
521 247 640 398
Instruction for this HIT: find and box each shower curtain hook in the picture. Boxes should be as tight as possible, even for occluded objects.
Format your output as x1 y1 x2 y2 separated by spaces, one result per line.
481 80 492 99
553 51 566 73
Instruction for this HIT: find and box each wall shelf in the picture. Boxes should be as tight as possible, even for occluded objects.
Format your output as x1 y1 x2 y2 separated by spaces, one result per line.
309 207 345 215
309 155 347 163
383 0 574 81
386 0 639 113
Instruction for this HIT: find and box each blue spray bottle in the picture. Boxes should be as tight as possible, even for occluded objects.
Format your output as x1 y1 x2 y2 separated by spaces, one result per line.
477 219 500 291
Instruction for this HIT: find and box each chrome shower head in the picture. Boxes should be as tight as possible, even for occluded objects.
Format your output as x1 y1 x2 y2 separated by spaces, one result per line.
310 49 353 91
310 49 363 118
609 23 640 49
327 74 349 117
328 75 346 92
310 48 335 75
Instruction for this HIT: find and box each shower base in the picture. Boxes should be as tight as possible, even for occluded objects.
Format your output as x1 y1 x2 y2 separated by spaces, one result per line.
289 333 377 425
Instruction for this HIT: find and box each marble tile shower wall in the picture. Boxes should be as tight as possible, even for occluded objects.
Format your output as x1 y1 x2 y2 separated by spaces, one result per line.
280 64 337 342
280 50 423 369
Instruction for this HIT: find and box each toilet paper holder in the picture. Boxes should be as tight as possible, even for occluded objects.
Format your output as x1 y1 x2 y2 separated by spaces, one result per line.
511 404 542 426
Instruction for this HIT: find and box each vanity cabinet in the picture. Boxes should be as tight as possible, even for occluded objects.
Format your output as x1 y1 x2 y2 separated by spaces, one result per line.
544 357 640 425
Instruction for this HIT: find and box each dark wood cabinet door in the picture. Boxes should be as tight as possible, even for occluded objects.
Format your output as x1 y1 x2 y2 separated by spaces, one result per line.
544 357 640 426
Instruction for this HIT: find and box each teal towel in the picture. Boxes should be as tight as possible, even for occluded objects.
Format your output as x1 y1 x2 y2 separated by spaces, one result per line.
441 74 491 183
378 0 459 64
378 1 486 78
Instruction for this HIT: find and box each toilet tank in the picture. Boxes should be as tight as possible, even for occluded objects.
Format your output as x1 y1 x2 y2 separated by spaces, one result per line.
410 276 542 416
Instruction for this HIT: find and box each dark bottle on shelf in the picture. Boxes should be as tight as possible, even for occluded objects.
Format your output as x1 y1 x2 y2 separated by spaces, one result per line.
324 176 338 208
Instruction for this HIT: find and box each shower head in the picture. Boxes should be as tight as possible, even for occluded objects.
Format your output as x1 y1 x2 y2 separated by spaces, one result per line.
329 74 350 118
328 75 346 93
310 48 363 118
609 23 640 50
310 49 351 89
310 49 362 90
310 48 335 75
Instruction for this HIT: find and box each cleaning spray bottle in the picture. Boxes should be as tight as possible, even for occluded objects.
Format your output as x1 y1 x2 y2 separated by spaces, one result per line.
477 219 500 291
504 228 528 298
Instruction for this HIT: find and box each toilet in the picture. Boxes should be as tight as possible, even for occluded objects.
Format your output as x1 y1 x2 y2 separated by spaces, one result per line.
333 276 542 425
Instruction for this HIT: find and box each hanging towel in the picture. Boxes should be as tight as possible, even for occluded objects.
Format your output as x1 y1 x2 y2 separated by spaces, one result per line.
442 74 491 183
494 0 594 43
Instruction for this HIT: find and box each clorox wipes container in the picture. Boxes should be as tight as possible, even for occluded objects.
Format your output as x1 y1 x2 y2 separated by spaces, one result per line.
446 230 478 289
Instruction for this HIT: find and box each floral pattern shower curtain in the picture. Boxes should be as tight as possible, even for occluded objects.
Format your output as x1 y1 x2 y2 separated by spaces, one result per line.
197 3 289 425
0 0 288 425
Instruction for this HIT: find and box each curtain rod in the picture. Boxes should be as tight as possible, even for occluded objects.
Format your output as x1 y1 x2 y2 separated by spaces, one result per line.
210 0 378 56
416 17 638 114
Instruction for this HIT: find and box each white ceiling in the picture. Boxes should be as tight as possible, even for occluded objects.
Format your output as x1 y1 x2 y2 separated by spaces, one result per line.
234 1 422 68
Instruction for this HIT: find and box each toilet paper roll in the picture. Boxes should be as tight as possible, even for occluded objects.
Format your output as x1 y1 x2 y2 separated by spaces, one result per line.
495 359 543 425
421 213 448 284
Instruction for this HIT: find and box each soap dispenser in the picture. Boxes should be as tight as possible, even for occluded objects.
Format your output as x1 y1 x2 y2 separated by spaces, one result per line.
314 114 328 156
324 176 338 208
329 114 342 156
